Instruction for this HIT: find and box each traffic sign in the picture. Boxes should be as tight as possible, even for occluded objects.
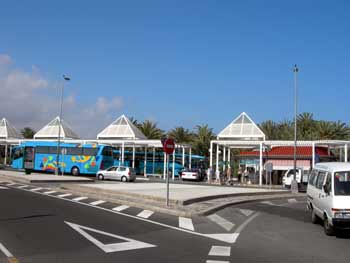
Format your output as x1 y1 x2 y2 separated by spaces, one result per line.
162 138 175 154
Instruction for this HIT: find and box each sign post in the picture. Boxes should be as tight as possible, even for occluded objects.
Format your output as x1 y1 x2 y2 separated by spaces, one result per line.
162 138 175 206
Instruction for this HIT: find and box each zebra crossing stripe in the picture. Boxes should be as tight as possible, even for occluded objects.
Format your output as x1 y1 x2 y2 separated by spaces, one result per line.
179 217 194 231
89 200 106 206
58 193 72 198
72 197 88 202
288 198 297 203
31 188 43 192
137 210 154 219
44 191 57 194
208 246 231 257
112 205 129 212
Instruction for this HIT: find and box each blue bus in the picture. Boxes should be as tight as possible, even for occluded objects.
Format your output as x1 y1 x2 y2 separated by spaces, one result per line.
11 141 114 176
113 150 206 176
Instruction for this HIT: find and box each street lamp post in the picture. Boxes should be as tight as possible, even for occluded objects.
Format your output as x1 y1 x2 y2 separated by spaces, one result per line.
55 75 70 175
291 65 299 194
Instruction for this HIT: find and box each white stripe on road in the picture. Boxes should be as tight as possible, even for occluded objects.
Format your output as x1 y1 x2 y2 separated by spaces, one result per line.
58 193 72 198
179 217 194 231
288 198 297 203
0 242 14 257
73 197 88 202
112 205 129 212
6 183 16 186
17 185 29 188
207 214 235 231
89 200 106 206
31 188 43 192
44 191 57 195
260 201 279 206
239 209 254 217
206 261 230 263
137 210 154 219
0 186 9 190
208 246 231 257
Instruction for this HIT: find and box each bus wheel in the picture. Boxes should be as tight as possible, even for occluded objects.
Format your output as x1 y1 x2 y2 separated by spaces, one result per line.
71 166 80 176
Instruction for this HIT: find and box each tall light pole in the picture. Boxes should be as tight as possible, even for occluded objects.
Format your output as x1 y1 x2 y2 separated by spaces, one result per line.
292 65 299 193
55 74 70 175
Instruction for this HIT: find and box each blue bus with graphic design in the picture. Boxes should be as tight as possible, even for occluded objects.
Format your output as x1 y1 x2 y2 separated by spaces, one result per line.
11 141 114 176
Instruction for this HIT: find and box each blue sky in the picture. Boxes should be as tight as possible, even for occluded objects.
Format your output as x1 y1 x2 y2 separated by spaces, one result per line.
1 0 350 137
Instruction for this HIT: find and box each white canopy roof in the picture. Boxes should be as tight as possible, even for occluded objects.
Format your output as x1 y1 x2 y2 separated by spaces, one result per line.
0 118 22 139
34 116 80 140
217 112 265 140
97 114 147 140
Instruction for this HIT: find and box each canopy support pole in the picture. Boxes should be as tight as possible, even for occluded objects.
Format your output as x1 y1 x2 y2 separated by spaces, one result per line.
152 147 155 175
312 142 315 168
163 152 167 180
121 142 125 166
144 146 147 177
172 149 175 180
132 145 135 169
259 143 263 186
216 144 219 173
345 144 348 162
189 148 192 169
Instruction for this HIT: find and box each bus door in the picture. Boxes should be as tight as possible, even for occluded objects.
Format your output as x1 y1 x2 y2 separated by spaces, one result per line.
24 146 35 170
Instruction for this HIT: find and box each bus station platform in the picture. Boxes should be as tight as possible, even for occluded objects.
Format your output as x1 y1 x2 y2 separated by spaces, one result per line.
0 169 93 183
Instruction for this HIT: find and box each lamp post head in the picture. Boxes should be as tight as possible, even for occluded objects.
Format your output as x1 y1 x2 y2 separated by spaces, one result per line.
293 65 299 73
63 74 71 81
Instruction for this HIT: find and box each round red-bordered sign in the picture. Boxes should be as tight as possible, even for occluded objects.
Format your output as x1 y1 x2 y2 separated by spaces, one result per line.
163 138 175 154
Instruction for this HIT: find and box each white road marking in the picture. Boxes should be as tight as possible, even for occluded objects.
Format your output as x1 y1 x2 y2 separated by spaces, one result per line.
17 185 29 188
31 188 43 192
208 246 231 257
179 217 194 231
17 187 241 244
6 183 16 186
0 186 9 190
137 210 154 219
89 200 106 206
288 198 297 203
72 196 88 202
260 200 280 206
44 191 57 194
206 261 230 263
0 242 14 257
239 208 254 217
58 193 72 198
65 221 156 253
112 205 129 212
207 214 235 231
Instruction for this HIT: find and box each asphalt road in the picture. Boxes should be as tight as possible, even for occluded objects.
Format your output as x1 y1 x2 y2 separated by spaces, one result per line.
0 181 349 263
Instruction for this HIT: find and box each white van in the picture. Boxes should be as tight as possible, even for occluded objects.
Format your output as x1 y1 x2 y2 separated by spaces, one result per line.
307 162 350 235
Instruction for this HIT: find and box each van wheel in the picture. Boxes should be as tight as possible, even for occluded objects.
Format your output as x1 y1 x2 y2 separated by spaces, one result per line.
311 209 319 224
324 216 334 236
121 176 127 182
98 174 104 181
71 166 80 176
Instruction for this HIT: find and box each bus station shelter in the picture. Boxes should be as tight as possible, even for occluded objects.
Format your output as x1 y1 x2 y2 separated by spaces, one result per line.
210 112 350 186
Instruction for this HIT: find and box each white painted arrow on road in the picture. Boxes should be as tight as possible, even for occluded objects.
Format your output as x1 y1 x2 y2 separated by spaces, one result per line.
65 221 156 253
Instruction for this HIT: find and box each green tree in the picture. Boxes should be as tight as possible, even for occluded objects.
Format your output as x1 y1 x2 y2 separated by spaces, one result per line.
192 124 216 156
259 120 279 140
21 127 36 139
139 120 164 139
167 127 193 144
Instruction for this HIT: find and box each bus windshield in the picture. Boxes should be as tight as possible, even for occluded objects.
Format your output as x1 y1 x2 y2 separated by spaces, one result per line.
334 171 350 196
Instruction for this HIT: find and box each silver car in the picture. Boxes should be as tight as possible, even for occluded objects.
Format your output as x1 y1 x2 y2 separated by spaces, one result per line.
96 166 136 182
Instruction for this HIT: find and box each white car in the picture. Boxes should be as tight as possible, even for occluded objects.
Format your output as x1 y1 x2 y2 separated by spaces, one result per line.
282 168 302 187
96 166 136 182
181 168 204 181
307 162 350 235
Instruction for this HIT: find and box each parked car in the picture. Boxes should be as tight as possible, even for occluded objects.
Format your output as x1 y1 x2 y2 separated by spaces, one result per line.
96 166 136 182
282 168 310 191
307 162 350 235
181 168 205 181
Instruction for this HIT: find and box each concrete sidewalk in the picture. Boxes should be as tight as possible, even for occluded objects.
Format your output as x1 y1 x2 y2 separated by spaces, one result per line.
0 170 93 183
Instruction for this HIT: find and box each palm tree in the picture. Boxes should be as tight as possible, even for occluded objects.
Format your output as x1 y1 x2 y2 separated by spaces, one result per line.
259 120 278 140
167 127 193 144
139 120 164 139
297 112 317 140
192 124 216 156
21 127 36 139
129 117 141 129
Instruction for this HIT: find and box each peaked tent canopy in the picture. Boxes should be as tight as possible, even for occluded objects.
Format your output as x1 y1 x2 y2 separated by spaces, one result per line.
0 118 22 139
34 116 80 140
97 114 147 140
217 112 265 140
